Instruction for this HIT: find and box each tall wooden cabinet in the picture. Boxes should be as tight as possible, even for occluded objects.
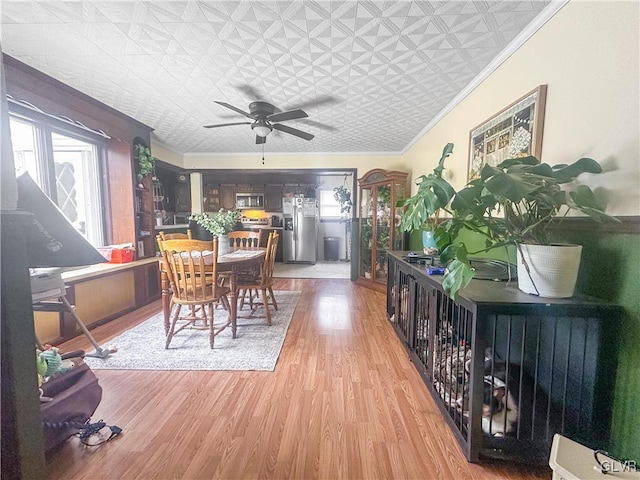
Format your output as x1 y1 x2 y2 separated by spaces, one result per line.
220 185 237 210
356 169 408 291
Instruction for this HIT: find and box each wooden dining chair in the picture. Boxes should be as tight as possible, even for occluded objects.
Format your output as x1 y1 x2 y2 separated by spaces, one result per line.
157 237 223 316
227 231 260 249
237 231 279 325
162 237 231 349
156 237 212 254
157 229 192 241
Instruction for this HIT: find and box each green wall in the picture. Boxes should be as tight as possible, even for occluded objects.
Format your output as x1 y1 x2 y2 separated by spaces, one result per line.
408 228 515 261
565 229 640 462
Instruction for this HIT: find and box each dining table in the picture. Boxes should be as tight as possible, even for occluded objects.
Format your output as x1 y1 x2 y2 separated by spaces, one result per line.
159 248 265 339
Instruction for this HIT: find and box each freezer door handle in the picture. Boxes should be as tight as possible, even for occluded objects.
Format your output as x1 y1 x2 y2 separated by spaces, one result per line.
293 210 297 242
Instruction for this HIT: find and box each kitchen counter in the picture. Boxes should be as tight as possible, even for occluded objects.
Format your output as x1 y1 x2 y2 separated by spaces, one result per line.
157 224 283 231
157 224 189 230
242 225 283 230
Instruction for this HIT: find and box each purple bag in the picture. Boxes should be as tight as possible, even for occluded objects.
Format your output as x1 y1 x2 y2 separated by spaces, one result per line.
40 358 102 452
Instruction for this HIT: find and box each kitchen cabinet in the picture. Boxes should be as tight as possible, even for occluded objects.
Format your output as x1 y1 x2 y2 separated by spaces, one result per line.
174 183 191 213
152 167 190 214
203 183 237 211
220 184 237 210
265 184 284 211
284 183 315 198
203 184 221 212
236 184 264 193
356 169 408 292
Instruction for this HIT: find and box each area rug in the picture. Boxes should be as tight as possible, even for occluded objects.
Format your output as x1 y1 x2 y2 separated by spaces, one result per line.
84 291 301 371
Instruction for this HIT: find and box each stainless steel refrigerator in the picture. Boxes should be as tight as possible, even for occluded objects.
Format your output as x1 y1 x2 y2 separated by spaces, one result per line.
283 197 318 263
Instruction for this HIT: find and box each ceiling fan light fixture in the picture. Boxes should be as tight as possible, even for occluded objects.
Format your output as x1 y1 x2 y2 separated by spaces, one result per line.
252 119 272 137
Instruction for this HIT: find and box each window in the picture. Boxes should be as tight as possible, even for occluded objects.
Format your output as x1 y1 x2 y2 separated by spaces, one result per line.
10 114 106 246
319 189 342 218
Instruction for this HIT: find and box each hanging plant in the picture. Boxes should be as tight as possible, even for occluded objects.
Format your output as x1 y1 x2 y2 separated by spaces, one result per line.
333 185 352 216
134 144 157 177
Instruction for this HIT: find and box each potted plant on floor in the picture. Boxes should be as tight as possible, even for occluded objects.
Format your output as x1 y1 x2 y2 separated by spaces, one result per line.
188 209 241 255
398 143 619 299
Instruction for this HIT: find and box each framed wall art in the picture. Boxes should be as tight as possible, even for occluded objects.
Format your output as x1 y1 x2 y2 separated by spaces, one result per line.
468 85 547 182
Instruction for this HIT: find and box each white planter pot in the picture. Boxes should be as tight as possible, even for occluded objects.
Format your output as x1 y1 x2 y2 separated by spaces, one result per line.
218 234 229 256
516 244 583 298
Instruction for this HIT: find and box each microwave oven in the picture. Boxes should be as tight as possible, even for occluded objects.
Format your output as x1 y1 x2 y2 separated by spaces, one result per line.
235 193 264 209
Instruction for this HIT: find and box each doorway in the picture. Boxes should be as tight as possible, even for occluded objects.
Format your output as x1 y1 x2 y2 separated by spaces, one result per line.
153 166 357 279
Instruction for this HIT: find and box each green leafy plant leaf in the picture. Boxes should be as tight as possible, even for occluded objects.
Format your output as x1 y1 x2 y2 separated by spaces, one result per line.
135 144 157 177
397 143 455 233
551 157 602 183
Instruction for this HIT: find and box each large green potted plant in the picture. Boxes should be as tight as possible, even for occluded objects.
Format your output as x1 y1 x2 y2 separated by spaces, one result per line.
398 143 619 300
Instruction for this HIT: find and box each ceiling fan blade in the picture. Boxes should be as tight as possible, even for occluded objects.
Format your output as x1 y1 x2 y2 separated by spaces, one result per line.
214 101 253 119
273 123 314 141
298 118 337 132
291 94 341 110
203 122 251 129
235 84 265 102
256 135 266 145
268 109 308 123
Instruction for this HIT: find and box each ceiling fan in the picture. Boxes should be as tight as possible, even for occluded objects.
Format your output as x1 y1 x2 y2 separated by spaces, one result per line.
204 101 314 144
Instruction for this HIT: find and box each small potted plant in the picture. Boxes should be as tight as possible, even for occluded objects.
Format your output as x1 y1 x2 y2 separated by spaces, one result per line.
398 143 619 299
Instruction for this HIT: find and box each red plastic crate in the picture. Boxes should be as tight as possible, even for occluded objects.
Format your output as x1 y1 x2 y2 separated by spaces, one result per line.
97 247 135 263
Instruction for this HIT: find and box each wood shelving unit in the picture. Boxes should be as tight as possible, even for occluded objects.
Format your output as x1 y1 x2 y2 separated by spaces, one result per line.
133 142 156 259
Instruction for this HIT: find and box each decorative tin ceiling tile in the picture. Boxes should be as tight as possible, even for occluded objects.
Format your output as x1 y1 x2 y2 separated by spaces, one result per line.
1 0 554 154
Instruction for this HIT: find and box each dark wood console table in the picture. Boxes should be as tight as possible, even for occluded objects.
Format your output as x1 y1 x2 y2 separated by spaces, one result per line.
386 251 621 464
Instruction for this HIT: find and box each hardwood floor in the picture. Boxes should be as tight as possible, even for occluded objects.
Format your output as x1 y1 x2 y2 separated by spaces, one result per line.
47 279 550 480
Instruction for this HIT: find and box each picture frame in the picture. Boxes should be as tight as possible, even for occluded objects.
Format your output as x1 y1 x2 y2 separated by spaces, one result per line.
468 85 547 182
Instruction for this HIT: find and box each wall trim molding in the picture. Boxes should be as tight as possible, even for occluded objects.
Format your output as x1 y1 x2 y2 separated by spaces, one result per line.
551 216 640 235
